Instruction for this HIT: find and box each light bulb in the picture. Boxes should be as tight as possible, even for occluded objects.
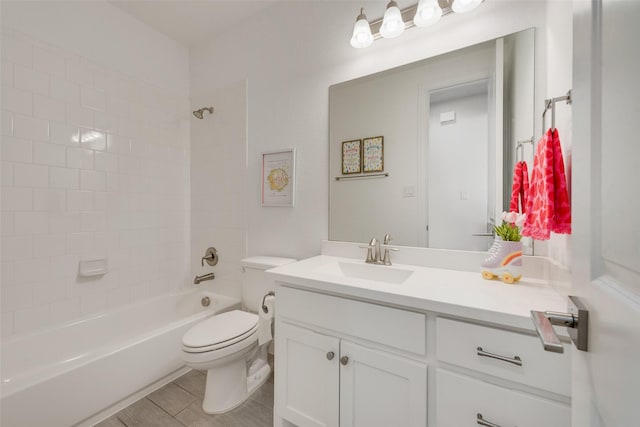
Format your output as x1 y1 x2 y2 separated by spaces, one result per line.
452 0 482 13
413 0 442 27
379 0 405 39
350 8 374 48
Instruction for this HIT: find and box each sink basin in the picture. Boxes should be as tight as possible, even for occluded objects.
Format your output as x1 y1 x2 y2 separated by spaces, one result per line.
316 261 414 284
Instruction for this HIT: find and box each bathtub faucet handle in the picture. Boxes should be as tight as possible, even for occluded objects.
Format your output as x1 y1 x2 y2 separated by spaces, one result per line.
201 247 219 267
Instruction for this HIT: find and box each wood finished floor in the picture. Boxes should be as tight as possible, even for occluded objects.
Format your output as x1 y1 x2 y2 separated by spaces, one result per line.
94 369 274 427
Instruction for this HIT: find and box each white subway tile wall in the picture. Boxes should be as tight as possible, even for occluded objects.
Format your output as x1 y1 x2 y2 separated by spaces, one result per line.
1 30 190 337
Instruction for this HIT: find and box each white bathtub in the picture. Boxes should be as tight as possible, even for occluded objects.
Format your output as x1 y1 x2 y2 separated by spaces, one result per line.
0 290 241 427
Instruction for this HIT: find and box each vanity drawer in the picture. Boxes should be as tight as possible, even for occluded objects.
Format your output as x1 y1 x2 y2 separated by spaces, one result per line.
436 369 570 427
436 317 570 396
277 285 426 356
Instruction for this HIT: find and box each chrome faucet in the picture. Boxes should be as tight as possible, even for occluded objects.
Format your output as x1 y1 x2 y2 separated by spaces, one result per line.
365 237 382 264
381 233 399 266
193 272 215 285
361 234 399 265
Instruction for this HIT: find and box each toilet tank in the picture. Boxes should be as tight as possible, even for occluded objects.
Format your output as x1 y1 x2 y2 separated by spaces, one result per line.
241 256 296 313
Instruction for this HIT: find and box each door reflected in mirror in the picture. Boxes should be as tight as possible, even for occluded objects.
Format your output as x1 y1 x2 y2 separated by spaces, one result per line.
329 28 534 251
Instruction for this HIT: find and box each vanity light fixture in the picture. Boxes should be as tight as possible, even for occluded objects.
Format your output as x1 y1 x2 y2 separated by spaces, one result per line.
380 1 405 39
451 0 483 13
350 0 483 48
414 0 443 27
350 8 374 48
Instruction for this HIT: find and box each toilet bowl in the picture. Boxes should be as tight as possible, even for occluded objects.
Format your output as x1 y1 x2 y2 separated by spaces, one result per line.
181 256 296 414
182 310 264 414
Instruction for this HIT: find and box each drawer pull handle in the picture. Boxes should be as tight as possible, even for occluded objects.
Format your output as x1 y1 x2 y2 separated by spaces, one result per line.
477 413 503 427
326 351 335 361
476 347 522 366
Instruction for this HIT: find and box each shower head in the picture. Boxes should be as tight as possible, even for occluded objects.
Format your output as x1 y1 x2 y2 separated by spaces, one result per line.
193 106 214 119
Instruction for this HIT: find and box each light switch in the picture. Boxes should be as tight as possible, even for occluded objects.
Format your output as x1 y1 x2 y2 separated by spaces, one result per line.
403 186 416 198
440 111 456 124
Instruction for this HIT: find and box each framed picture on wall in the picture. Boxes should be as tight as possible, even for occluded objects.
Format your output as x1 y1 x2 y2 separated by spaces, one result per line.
341 139 362 174
261 148 296 207
363 136 384 172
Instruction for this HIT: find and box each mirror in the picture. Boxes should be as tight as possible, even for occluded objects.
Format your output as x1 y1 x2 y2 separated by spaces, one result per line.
329 29 534 251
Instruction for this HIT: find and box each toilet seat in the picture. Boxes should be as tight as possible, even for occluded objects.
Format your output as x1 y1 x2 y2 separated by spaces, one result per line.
183 310 259 354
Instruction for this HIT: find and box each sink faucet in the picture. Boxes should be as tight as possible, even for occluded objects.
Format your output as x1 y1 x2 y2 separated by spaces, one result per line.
381 234 399 266
361 234 400 265
360 237 381 264
370 237 381 264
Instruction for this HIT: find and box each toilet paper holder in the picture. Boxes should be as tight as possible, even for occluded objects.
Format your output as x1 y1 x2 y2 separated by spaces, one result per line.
262 291 275 314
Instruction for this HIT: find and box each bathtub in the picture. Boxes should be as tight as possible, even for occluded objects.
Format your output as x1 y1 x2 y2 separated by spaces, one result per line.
0 290 241 427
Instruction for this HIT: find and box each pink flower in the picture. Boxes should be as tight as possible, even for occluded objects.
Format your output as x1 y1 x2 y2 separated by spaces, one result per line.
502 211 517 224
501 211 526 227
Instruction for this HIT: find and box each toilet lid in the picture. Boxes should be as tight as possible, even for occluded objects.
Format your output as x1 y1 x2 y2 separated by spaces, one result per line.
182 310 258 349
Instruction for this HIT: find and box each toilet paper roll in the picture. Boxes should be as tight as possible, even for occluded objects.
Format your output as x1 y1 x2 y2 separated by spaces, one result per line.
258 295 275 346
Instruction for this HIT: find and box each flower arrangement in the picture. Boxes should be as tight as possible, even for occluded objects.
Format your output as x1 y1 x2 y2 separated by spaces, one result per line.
494 212 526 242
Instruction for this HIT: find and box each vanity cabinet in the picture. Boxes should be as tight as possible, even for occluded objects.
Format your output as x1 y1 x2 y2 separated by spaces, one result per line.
271 263 572 427
274 286 427 427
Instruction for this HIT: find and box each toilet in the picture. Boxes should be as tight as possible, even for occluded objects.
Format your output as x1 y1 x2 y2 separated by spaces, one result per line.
181 256 296 414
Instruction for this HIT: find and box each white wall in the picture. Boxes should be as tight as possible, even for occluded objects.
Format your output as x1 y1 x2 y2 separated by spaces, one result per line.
504 29 536 198
544 0 574 272
190 0 551 260
1 0 189 96
190 81 247 300
0 1 190 337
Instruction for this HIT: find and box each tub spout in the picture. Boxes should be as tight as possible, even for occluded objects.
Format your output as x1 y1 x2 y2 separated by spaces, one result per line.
193 272 215 285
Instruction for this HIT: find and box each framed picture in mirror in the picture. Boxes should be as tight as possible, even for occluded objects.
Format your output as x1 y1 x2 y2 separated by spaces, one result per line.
341 139 362 174
363 136 384 172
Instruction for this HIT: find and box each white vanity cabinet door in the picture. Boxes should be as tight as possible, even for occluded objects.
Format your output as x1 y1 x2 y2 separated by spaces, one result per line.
339 341 427 427
275 321 340 427
436 369 570 427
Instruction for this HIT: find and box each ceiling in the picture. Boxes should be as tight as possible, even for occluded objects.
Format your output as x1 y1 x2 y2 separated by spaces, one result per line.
108 0 278 47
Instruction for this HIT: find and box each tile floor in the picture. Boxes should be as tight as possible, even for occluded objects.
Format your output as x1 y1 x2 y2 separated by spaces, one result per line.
95 369 274 427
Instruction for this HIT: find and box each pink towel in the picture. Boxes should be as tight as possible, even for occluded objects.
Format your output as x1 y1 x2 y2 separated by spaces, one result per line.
509 161 529 214
521 129 571 240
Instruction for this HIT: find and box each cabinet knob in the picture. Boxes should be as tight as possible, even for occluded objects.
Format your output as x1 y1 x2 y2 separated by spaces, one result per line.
340 356 349 365
326 351 335 361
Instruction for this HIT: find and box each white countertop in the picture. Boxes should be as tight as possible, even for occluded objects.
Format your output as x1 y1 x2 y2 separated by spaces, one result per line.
267 255 569 333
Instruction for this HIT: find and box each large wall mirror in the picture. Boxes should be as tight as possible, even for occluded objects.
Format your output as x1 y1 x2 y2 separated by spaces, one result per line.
329 28 534 252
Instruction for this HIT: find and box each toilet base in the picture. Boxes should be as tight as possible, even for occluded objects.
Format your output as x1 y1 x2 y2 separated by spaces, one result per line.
246 360 271 396
201 355 272 414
